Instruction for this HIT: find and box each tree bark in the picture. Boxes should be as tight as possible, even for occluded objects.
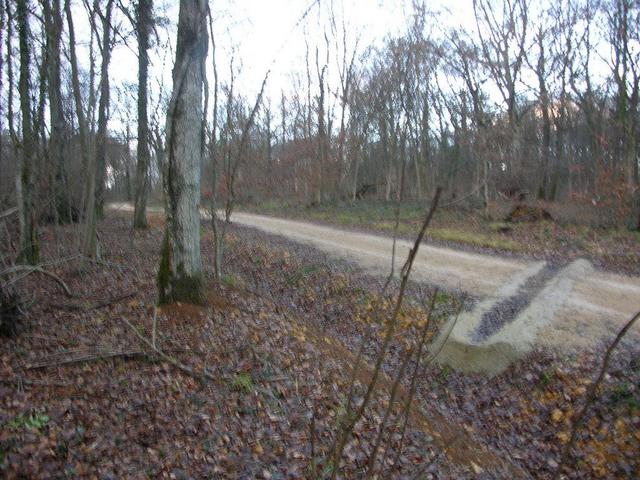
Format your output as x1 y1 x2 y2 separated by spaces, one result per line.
133 0 152 229
43 0 72 223
93 0 114 221
81 0 113 259
16 0 39 264
0 1 5 187
158 0 208 305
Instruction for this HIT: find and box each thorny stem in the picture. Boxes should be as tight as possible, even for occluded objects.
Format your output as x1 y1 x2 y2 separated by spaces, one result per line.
343 153 407 422
379 289 439 476
365 289 439 478
329 187 442 479
383 298 464 479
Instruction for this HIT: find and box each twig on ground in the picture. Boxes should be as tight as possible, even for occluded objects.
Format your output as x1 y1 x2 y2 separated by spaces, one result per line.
121 316 218 384
0 207 18 220
152 306 157 348
23 348 153 369
309 402 318 479
48 291 137 311
0 376 70 388
2 265 75 297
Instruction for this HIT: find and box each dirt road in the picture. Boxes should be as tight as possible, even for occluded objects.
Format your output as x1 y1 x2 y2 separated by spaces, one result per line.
110 203 640 361
228 212 640 359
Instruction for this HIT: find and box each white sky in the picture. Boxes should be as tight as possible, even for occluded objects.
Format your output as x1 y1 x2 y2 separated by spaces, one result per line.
81 0 614 134
106 0 478 105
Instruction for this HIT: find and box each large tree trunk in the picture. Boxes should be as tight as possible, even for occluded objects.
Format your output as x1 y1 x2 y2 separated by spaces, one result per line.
92 0 114 223
133 0 152 229
43 0 72 223
16 0 39 264
158 0 207 305
0 1 6 192
64 0 89 182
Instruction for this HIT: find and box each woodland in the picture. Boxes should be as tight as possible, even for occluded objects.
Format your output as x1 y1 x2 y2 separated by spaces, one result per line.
0 0 639 478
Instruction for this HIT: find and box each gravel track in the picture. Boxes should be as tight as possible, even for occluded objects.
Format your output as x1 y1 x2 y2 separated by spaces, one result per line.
109 203 640 350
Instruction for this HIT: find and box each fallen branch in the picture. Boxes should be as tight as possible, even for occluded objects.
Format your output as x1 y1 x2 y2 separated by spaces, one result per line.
2 265 75 297
48 291 136 312
0 376 70 388
0 207 18 220
559 310 640 471
23 347 152 369
121 316 218 383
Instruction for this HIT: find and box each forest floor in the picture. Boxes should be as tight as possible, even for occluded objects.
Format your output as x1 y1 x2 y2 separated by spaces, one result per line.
242 199 640 275
1 213 639 479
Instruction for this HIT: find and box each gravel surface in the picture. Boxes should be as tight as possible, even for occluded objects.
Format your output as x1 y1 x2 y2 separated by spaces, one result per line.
475 264 562 341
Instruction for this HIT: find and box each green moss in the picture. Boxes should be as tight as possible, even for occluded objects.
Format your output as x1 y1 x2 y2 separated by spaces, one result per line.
434 290 454 305
286 265 319 286
157 231 171 304
488 222 512 232
171 271 206 304
220 273 245 289
157 231 206 305
231 372 253 393
429 228 520 251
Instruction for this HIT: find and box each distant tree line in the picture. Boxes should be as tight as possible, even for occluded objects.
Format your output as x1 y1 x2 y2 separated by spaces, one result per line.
220 0 640 228
0 0 638 275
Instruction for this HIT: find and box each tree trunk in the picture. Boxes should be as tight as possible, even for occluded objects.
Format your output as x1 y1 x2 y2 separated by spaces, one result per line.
44 0 72 223
133 0 152 229
0 1 4 187
93 0 114 222
81 0 113 259
16 0 39 264
158 0 207 305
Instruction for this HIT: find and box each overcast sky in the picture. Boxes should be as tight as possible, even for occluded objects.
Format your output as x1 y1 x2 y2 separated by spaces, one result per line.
89 0 613 133
105 0 478 106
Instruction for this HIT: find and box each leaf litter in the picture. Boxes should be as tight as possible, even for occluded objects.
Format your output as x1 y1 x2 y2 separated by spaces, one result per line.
0 214 637 478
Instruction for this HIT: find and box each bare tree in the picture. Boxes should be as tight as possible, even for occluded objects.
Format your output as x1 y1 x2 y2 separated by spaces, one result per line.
607 0 639 189
80 0 115 259
157 0 208 304
16 0 39 264
0 1 4 189
473 0 529 178
133 0 153 229
315 42 329 203
42 0 72 223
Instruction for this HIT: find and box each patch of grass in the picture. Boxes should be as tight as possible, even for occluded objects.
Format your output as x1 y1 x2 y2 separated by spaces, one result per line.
434 290 454 305
488 222 512 233
7 412 49 432
286 265 319 286
435 365 450 384
429 228 521 251
372 220 417 236
231 372 254 393
220 273 245 289
610 382 640 410
538 368 555 387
